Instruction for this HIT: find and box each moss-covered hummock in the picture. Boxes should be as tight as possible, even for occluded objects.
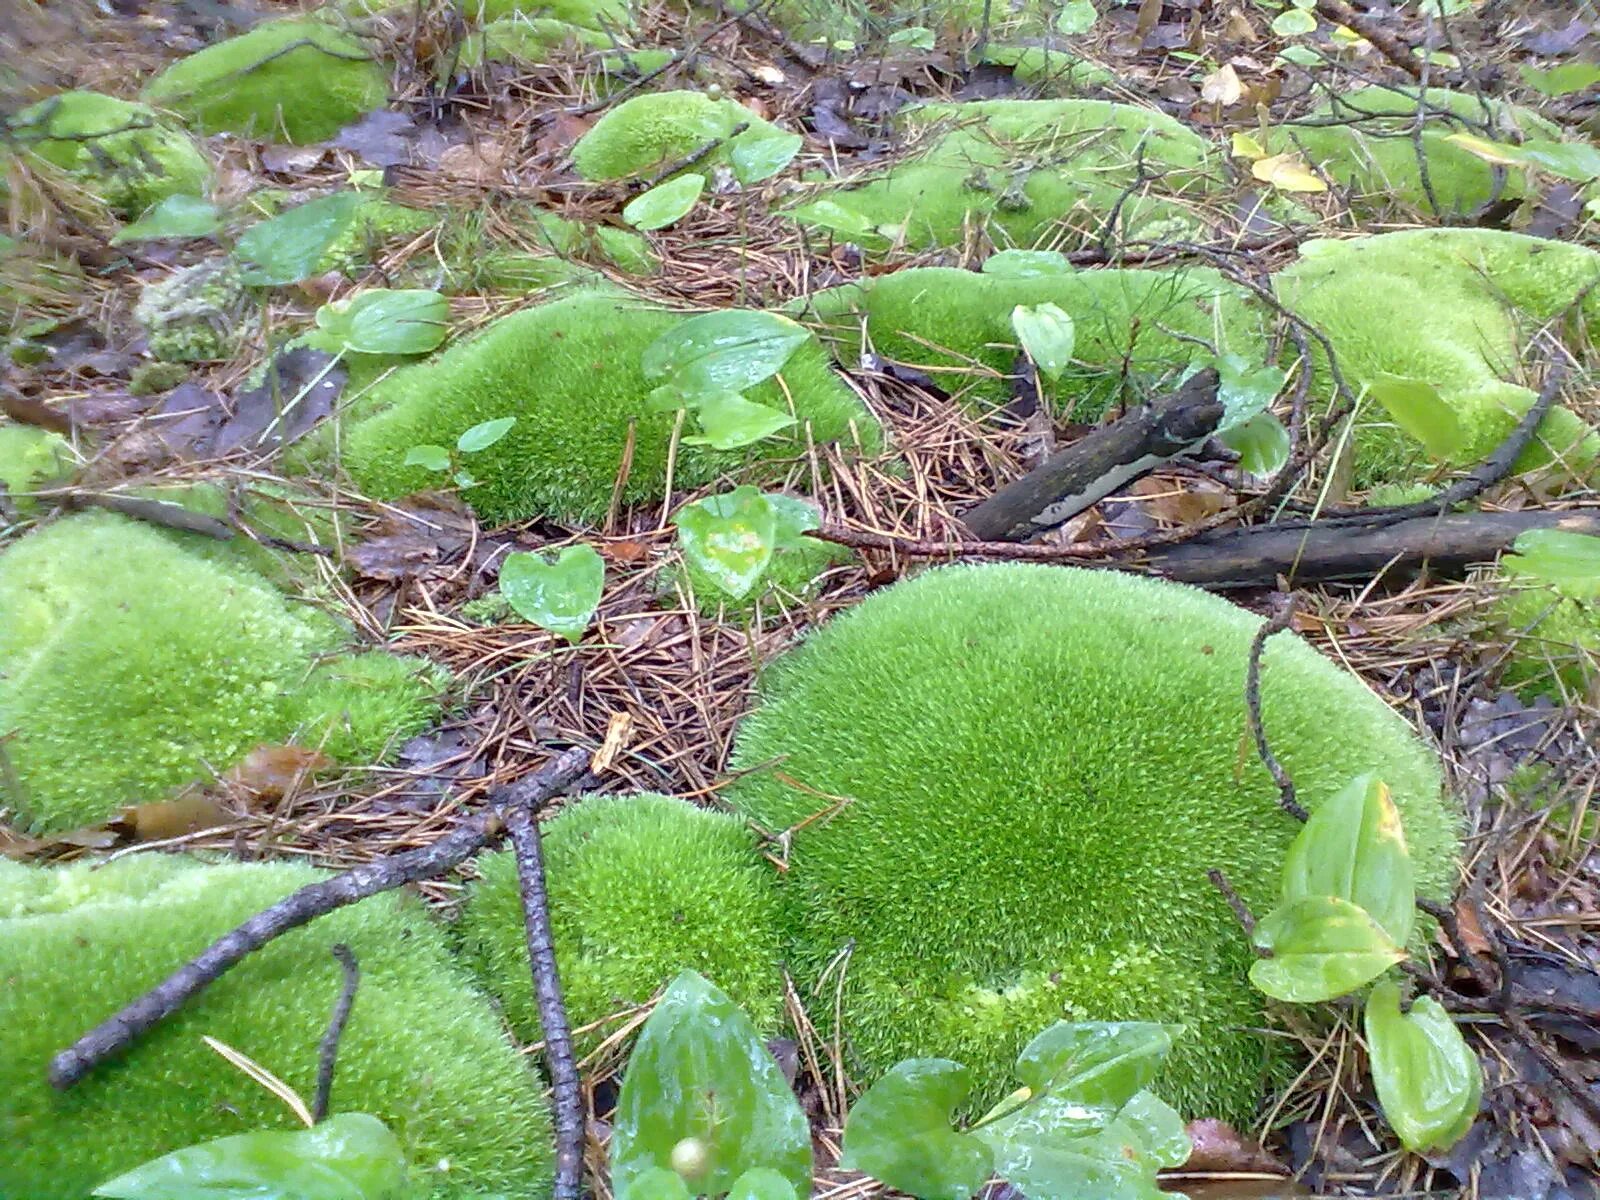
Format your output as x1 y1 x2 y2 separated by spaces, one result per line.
801 264 1266 415
1491 582 1600 699
459 794 785 1055
571 90 786 181
1273 229 1600 487
335 287 880 526
787 99 1217 251
0 421 70 510
3 92 210 218
0 512 443 832
724 564 1459 1122
462 0 634 29
458 17 611 67
134 257 255 363
142 18 389 144
0 855 552 1199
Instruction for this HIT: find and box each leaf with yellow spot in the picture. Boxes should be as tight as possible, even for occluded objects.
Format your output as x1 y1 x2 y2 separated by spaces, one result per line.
1251 153 1326 192
1230 131 1266 160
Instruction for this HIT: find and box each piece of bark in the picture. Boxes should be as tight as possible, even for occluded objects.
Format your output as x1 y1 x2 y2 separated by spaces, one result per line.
1144 509 1600 589
962 368 1223 541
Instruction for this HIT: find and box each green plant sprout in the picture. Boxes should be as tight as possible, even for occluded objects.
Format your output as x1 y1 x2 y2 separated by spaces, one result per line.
404 416 518 489
498 543 606 643
673 488 824 600
642 310 810 449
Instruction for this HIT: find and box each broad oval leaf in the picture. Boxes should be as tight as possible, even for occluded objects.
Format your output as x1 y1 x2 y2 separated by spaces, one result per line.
1215 354 1286 429
112 194 223 245
975 1098 1174 1200
1282 774 1415 947
673 486 777 599
1221 412 1291 476
1367 373 1466 461
1518 140 1600 184
1520 62 1600 98
92 1112 407 1200
612 971 811 1200
731 132 804 185
982 249 1073 278
1271 7 1317 34
457 416 517 453
1366 979 1482 1153
682 392 796 450
1502 529 1600 601
787 199 879 242
642 310 810 396
235 192 363 286
1014 1021 1180 1115
767 493 822 549
1441 132 1528 168
1055 0 1098 35
1250 895 1405 1002
315 289 450 356
727 1167 800 1200
403 444 451 472
1251 152 1327 193
1114 1090 1191 1170
840 1060 993 1200
1011 303 1076 382
628 1166 694 1200
623 173 705 231
498 544 604 644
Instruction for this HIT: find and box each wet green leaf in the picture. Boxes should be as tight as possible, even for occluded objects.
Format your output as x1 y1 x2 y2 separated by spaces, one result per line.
974 1090 1186 1200
1282 774 1415 946
841 1060 993 1200
674 487 777 599
626 1166 694 1200
682 392 796 450
1366 979 1481 1153
1011 303 1076 382
1114 1090 1191 1170
727 1167 800 1200
1368 373 1466 461
112 195 223 244
1502 529 1600 601
454 468 479 489
235 192 362 286
612 971 811 1200
623 173 705 231
1055 0 1097 34
1013 1021 1179 1117
1518 140 1600 184
457 416 517 453
1250 895 1405 1002
766 493 822 549
498 544 604 644
1215 354 1286 430
787 200 880 243
1272 8 1317 35
1221 412 1290 476
887 25 936 48
731 132 804 185
403 444 451 472
314 289 450 356
642 310 810 396
1520 62 1600 98
92 1112 407 1199
982 250 1074 278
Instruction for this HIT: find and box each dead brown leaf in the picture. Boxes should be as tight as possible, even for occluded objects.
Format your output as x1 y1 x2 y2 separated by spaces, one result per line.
114 793 234 841
1181 1118 1289 1175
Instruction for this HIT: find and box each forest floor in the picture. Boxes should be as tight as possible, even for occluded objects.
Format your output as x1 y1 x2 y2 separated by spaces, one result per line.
3 0 1600 1196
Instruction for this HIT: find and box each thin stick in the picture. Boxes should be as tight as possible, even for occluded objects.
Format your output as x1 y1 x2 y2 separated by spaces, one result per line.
312 944 360 1125
1313 0 1424 81
1207 868 1262 944
49 746 593 1091
1246 600 1309 823
503 800 584 1200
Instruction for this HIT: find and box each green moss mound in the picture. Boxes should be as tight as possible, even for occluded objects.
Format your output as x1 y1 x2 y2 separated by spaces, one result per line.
979 45 1113 94
3 92 210 218
1274 229 1600 487
802 264 1265 414
724 563 1459 1121
1491 583 1599 699
458 17 610 66
463 0 634 30
336 287 880 526
571 90 785 182
0 513 443 832
458 794 785 1055
134 257 255 363
297 651 452 761
142 18 389 144
787 99 1216 251
0 854 552 1198
0 422 70 511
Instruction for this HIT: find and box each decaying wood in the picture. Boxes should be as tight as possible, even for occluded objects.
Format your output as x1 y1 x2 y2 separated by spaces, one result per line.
961 367 1223 541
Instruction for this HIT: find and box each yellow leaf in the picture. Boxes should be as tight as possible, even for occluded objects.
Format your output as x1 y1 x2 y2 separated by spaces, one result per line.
1252 152 1327 192
1201 63 1244 106
1443 132 1527 167
1231 131 1266 160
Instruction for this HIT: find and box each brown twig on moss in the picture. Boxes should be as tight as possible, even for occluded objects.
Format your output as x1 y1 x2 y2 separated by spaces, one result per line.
48 745 594 1091
312 944 360 1125
1246 599 1308 823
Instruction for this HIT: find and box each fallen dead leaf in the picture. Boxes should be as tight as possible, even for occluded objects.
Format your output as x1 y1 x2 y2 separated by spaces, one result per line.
1200 63 1244 107
114 792 234 841
1181 1118 1289 1175
1251 153 1327 193
219 744 333 802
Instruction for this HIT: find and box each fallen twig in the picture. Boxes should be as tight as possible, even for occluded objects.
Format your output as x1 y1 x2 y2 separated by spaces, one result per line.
312 944 359 1125
1313 0 1424 81
49 746 594 1091
1245 599 1308 822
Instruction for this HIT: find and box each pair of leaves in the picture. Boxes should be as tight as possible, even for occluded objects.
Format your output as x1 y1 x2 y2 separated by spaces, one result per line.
314 289 450 356
1229 133 1327 194
1366 979 1482 1153
674 487 820 599
840 1022 1190 1200
235 192 363 286
113 194 224 245
1011 303 1075 382
1250 775 1413 1003
93 1112 406 1200
1501 529 1600 601
612 972 811 1200
1445 133 1600 185
643 310 809 450
403 416 516 485
1214 354 1291 477
499 544 605 644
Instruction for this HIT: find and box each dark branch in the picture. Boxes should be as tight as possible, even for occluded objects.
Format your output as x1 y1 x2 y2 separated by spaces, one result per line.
312 944 360 1125
1246 600 1308 823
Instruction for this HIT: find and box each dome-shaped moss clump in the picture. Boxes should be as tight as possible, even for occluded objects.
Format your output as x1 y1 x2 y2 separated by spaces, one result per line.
142 18 389 144
724 564 1459 1122
571 90 785 181
3 92 210 217
458 794 785 1056
0 855 552 1198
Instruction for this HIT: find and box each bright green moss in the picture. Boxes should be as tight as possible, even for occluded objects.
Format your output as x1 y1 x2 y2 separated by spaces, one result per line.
787 99 1217 251
458 794 785 1055
1273 230 1600 487
802 264 1266 415
462 0 634 30
296 651 450 762
0 855 552 1198
1491 583 1599 699
458 17 610 66
571 90 786 182
3 92 210 218
724 564 1459 1121
142 18 389 144
0 422 69 511
336 287 880 526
